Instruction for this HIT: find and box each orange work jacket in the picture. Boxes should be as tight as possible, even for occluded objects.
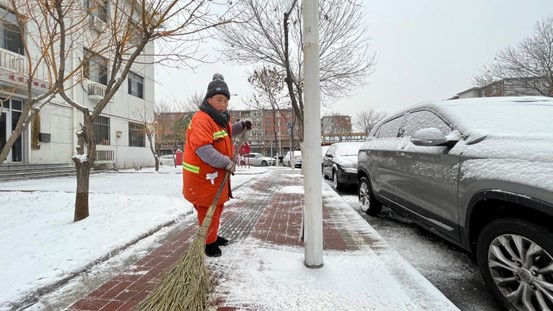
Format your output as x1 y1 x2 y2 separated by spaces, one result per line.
182 111 234 206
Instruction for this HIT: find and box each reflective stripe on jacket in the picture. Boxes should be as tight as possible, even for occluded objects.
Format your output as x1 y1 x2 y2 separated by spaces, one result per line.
182 111 233 206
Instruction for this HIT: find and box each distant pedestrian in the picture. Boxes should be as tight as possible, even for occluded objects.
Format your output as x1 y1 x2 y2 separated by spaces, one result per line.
182 73 251 257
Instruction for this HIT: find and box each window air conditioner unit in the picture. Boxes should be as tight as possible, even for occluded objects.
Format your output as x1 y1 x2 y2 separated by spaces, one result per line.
89 15 106 32
88 83 106 102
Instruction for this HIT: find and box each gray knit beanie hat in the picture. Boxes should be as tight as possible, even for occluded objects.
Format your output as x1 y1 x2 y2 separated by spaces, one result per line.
205 73 231 99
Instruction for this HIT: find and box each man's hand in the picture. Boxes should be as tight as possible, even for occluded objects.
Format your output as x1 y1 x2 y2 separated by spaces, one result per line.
225 160 236 174
242 120 252 130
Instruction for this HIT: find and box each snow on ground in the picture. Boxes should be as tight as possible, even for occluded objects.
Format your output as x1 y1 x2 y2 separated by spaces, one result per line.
212 238 419 311
0 164 456 311
0 165 268 309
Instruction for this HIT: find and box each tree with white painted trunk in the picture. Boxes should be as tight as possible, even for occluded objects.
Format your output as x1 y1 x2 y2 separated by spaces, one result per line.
3 0 236 221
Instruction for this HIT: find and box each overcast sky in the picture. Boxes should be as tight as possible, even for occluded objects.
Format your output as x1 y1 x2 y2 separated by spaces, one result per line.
154 0 553 118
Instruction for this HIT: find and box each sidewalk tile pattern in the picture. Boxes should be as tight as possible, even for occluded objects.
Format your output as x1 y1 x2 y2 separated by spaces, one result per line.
67 169 380 310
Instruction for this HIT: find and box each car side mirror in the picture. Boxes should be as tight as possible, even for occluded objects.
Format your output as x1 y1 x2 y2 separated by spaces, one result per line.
411 128 450 146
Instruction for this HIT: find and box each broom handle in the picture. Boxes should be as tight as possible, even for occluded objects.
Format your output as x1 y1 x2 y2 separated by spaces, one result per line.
198 128 250 240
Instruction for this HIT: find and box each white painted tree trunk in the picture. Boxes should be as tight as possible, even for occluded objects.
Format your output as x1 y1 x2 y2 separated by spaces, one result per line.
303 0 323 268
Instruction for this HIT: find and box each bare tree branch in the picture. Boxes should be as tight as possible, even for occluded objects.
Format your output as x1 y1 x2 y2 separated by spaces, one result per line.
353 109 388 135
3 0 237 221
217 0 375 141
474 16 553 96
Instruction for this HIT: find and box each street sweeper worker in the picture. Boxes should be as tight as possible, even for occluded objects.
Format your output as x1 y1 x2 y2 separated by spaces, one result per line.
182 73 251 257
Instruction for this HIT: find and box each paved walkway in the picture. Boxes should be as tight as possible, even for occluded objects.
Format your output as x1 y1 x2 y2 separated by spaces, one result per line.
66 169 457 311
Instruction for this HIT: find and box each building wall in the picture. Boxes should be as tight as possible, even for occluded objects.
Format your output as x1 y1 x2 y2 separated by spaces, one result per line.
457 89 481 99
29 102 75 164
456 78 551 99
0 1 156 168
230 108 298 156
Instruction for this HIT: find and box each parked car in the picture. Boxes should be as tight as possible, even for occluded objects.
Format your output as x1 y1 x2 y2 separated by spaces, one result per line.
320 145 330 168
322 142 364 190
283 150 302 168
357 96 553 311
240 153 275 166
159 154 175 165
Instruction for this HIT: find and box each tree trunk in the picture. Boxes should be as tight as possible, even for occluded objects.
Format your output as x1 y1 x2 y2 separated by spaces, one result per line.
147 132 159 172
73 160 91 221
73 117 95 222
272 107 279 158
283 3 304 143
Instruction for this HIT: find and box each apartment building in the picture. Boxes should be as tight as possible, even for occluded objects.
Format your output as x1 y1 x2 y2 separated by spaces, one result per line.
0 1 155 168
230 108 299 157
455 77 552 99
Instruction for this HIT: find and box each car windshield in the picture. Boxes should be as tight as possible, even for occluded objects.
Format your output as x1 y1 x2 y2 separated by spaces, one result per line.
442 101 553 137
335 142 364 156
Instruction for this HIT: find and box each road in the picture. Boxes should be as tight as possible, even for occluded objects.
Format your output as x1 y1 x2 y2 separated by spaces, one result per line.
329 182 502 311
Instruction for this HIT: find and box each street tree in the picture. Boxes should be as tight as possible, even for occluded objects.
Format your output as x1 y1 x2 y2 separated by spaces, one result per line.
354 109 388 135
172 92 202 146
474 16 553 96
134 103 158 170
217 0 375 141
151 94 199 171
180 91 204 112
322 113 351 142
247 66 287 156
135 101 177 172
4 0 235 221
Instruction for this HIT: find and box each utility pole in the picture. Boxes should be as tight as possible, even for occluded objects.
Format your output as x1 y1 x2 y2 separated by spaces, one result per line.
303 0 323 267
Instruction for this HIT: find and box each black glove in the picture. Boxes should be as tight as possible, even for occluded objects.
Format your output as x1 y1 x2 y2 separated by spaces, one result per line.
242 120 252 130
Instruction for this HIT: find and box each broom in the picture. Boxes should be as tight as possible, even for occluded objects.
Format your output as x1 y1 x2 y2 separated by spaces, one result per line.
139 128 249 311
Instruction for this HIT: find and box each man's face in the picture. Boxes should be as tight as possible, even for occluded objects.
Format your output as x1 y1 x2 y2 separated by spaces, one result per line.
207 94 229 113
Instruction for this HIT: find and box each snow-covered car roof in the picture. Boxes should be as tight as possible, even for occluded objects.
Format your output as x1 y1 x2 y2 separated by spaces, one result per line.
381 96 553 138
433 97 553 137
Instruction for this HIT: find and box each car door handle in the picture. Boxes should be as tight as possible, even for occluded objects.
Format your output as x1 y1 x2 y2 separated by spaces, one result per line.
397 151 406 157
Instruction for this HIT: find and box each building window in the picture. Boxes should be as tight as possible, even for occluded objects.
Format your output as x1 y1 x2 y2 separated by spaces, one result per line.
94 115 110 145
128 72 144 99
128 122 145 147
83 49 108 85
85 0 108 22
0 7 24 55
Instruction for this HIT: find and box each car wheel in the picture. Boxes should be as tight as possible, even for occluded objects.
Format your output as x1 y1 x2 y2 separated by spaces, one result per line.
358 176 382 216
261 160 267 166
332 170 343 190
476 218 553 311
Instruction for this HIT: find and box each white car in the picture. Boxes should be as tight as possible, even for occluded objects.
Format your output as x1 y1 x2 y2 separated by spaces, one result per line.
321 145 330 172
241 153 275 166
283 150 302 168
159 154 175 165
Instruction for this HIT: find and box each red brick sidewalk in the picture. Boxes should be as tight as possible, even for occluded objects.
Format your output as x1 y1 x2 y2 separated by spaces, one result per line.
67 169 347 311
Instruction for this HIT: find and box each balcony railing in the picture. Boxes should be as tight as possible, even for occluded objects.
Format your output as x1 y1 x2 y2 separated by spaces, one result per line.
0 49 50 95
0 51 24 72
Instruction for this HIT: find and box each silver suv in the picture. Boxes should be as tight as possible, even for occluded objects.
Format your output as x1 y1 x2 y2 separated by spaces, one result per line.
357 96 553 311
